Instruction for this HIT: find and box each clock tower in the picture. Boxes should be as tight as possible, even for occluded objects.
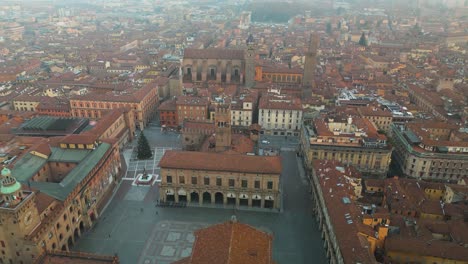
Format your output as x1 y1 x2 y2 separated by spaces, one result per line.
0 167 40 233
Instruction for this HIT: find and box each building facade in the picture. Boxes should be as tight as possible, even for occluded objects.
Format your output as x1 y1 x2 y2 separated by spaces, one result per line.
158 99 177 128
181 36 255 86
230 98 254 127
0 135 122 264
301 116 392 178
182 48 245 84
391 122 468 181
70 83 158 129
258 94 303 136
176 96 209 125
159 151 281 209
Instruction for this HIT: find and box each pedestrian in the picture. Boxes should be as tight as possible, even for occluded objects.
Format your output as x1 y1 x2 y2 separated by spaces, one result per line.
140 208 144 213
155 211 158 215
108 234 111 238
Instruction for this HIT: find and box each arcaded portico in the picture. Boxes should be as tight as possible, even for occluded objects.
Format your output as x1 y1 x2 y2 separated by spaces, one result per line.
158 150 281 209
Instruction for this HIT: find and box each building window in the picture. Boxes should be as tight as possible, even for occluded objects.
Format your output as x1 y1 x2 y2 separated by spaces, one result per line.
167 176 173 184
229 179 235 187
241 180 248 188
179 176 185 184
204 177 210 185
267 181 273 189
216 177 222 186
191 176 197 185
254 180 260 189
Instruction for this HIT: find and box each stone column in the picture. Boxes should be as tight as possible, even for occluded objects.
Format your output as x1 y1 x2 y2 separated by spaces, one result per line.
175 193 179 203
226 61 232 83
223 195 228 205
187 193 191 203
192 60 198 82
248 197 252 207
216 61 222 82
235 197 240 206
199 195 203 206
211 193 216 204
201 60 207 81
260 199 265 208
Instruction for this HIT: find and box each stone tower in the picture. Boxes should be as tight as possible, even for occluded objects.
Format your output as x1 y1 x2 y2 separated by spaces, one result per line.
215 104 232 152
245 34 256 88
302 33 319 87
0 167 41 263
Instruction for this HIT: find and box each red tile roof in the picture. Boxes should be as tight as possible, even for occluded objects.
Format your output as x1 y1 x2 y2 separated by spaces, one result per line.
159 150 281 174
183 221 274 264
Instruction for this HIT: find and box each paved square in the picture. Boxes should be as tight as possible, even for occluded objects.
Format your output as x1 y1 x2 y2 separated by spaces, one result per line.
124 186 150 201
73 152 327 264
138 221 209 264
125 147 179 180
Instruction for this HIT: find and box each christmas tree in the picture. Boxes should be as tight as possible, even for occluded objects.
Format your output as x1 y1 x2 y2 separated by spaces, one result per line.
137 132 152 160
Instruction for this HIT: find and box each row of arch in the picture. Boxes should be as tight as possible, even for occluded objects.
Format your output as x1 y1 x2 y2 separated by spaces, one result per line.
49 221 85 252
164 190 275 208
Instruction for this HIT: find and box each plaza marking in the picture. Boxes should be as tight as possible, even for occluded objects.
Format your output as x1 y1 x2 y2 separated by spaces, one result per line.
123 147 179 180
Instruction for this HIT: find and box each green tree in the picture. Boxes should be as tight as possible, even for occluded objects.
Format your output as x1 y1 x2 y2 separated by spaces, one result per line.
137 132 152 160
358 32 368 46
326 22 332 34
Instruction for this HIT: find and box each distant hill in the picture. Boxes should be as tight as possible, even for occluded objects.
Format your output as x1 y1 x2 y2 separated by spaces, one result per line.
247 1 306 23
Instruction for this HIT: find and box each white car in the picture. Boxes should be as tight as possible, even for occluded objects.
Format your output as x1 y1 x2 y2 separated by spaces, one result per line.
261 140 270 144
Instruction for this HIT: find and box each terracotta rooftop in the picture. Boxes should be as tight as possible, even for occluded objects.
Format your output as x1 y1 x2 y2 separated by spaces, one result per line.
312 160 376 264
173 221 274 264
385 237 468 262
176 96 209 106
158 99 177 111
258 94 302 111
159 150 281 174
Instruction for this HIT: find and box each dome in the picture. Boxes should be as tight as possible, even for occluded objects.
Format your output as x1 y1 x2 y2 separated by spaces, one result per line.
1 167 11 177
0 181 21 195
0 167 21 195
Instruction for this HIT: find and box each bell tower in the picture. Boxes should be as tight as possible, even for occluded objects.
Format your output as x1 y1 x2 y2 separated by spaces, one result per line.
245 34 256 88
0 167 24 207
215 104 232 152
302 33 319 88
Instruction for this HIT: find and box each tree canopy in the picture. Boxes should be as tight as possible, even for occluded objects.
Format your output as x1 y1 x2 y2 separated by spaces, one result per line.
137 132 152 160
358 32 368 46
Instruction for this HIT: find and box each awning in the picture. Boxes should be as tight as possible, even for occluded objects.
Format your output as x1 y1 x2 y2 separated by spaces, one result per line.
166 188 174 195
227 192 236 198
